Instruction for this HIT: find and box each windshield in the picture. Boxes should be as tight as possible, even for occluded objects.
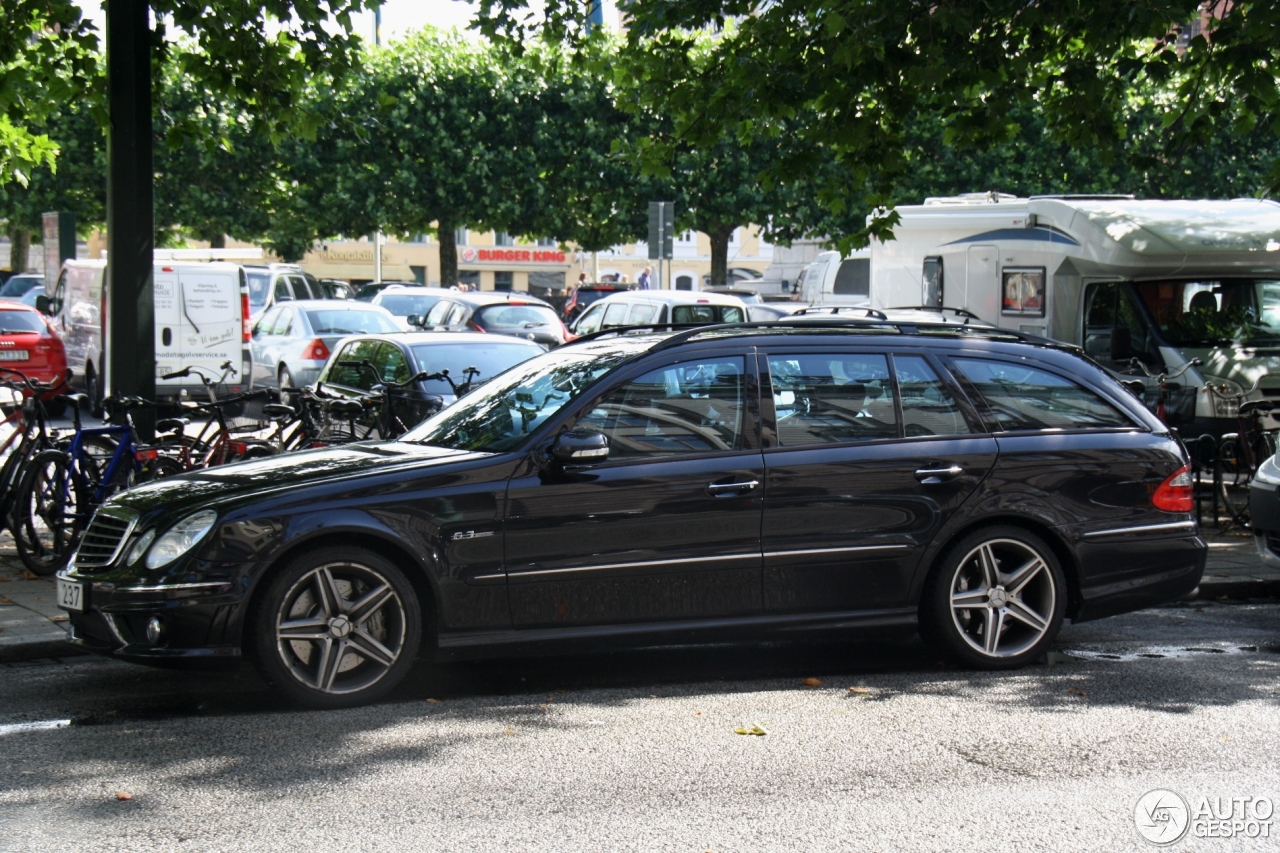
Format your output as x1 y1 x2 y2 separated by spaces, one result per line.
0 275 41 298
379 294 441 316
403 344 637 451
246 272 270 308
410 341 540 395
474 304 561 333
305 309 400 335
1134 279 1280 346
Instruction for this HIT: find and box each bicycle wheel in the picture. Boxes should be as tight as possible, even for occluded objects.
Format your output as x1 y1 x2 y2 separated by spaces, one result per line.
1215 436 1252 526
11 449 89 575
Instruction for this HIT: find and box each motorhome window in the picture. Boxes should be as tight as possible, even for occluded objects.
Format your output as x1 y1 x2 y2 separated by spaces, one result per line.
1001 268 1046 316
833 258 870 298
1132 279 1280 347
952 358 1133 431
922 257 943 308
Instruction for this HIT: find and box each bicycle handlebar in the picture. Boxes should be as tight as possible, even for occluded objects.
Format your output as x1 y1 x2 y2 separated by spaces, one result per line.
1129 357 1202 380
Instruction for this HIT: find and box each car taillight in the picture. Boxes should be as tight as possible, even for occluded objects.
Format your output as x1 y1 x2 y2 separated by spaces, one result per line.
306 338 330 361
1152 464 1194 513
241 292 251 343
468 321 486 333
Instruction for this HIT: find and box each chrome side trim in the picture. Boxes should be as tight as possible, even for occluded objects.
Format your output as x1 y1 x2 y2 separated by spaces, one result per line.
763 545 911 559
115 581 235 593
510 552 761 579
1081 520 1197 540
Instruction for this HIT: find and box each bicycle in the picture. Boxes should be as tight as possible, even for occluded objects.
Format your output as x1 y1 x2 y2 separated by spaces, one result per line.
1128 356 1203 426
1206 377 1276 527
10 395 175 574
160 363 273 469
0 368 69 532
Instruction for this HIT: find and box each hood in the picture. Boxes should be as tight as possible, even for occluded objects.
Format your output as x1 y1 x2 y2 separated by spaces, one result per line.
110 441 482 518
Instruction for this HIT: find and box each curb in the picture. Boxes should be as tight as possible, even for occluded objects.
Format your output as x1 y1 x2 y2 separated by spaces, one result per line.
0 637 86 664
1196 576 1280 601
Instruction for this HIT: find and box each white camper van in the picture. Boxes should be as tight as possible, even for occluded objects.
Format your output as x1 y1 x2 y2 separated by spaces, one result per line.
44 257 250 405
869 194 1280 435
797 249 871 307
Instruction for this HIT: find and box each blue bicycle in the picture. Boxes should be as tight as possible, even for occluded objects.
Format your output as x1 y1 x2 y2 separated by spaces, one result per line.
11 395 180 574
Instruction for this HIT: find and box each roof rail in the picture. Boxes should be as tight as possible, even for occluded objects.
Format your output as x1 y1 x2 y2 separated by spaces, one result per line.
1027 194 1136 201
789 306 888 319
885 305 983 322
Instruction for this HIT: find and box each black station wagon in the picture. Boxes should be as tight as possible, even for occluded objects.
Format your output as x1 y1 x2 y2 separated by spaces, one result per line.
57 321 1206 707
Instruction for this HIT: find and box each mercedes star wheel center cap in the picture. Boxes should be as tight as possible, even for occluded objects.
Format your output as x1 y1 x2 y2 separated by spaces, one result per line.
988 588 1008 608
328 615 353 639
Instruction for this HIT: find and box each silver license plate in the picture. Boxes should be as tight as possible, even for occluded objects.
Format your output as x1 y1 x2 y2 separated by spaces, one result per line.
56 579 84 612
0 351 29 361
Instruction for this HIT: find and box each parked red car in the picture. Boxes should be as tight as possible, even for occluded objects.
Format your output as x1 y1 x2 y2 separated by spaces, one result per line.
0 298 70 407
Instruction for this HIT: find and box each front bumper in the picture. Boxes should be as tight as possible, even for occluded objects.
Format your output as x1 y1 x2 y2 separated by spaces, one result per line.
57 568 248 668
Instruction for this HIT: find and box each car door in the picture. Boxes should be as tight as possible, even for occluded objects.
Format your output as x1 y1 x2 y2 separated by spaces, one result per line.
369 341 430 433
504 350 765 628
265 306 297 384
249 305 282 388
423 299 454 330
322 339 382 396
759 348 998 614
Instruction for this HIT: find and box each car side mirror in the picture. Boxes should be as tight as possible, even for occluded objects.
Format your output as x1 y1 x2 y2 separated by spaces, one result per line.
407 314 421 327
549 428 609 465
35 294 51 315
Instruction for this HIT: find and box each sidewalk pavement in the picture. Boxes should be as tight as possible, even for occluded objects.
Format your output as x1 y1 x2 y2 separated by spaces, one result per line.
3 525 1279 665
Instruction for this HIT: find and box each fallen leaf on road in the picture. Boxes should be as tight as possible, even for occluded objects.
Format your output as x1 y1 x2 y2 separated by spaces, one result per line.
538 704 550 711
734 723 768 736
1219 736 1231 742
847 686 871 696
694 711 703 717
0 597 11 603
1067 688 1086 696
50 614 68 623
802 677 822 687
19 571 38 580
503 728 515 734
115 792 132 801
426 698 441 704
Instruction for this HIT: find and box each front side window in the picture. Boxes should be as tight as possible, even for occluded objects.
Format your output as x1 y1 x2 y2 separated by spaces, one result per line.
424 301 453 326
254 305 281 336
1132 278 1280 347
952 357 1133 431
576 358 747 458
574 304 605 336
602 302 630 328
768 353 897 446
271 307 294 336
405 344 639 452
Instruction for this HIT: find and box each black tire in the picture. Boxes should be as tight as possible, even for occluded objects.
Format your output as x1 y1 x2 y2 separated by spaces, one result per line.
11 449 89 575
279 366 295 408
43 397 67 419
139 454 184 482
86 364 103 418
1215 436 1252 527
249 547 422 709
920 525 1067 669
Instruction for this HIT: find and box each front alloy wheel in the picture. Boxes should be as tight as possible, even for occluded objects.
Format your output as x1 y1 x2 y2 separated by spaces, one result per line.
253 548 421 708
923 527 1066 668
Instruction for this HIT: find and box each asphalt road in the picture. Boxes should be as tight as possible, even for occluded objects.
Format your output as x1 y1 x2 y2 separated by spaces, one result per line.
1 601 1278 852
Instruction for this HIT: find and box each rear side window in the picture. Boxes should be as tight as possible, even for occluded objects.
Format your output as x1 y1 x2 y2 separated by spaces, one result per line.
893 356 971 436
768 353 898 446
628 303 658 325
952 357 1133 431
672 305 745 324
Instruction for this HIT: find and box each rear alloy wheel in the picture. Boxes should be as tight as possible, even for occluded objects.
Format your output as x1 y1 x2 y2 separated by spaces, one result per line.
278 366 295 408
922 526 1066 669
252 548 421 708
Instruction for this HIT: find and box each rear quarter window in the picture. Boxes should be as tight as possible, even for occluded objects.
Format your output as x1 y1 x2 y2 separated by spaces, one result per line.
951 357 1134 431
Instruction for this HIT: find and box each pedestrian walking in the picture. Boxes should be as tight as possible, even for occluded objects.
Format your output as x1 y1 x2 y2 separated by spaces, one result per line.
638 266 653 290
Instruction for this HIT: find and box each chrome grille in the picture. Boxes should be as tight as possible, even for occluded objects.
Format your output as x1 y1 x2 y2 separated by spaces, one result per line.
74 508 138 571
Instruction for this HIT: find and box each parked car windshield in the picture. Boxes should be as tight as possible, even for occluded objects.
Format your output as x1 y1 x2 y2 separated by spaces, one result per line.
1134 279 1280 346
305 309 400 335
474 303 561 333
404 344 640 452
245 271 271 309
0 275 42 298
380 294 442 317
410 341 541 396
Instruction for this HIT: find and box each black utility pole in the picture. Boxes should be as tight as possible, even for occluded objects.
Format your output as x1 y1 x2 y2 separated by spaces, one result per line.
105 0 155 437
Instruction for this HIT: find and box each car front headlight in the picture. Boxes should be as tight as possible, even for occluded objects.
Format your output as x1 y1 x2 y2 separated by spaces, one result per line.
145 509 218 570
1256 454 1280 487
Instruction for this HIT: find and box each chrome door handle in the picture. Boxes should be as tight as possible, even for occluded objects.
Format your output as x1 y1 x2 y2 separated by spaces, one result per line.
915 465 963 483
707 479 760 495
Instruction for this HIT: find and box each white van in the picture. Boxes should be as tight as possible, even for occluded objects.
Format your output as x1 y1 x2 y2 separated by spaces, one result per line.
569 290 747 335
869 193 1280 435
797 250 871 307
44 258 250 404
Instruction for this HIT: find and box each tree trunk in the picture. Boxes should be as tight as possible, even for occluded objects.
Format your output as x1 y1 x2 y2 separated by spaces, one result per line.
209 233 226 249
438 221 457 287
708 224 735 287
9 228 31 273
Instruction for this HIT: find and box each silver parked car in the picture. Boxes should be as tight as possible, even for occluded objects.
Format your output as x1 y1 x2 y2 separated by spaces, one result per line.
249 300 401 395
371 285 455 330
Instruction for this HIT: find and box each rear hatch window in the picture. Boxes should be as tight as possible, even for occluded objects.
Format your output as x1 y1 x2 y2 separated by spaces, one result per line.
0 310 47 333
475 304 564 340
306 309 400 335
